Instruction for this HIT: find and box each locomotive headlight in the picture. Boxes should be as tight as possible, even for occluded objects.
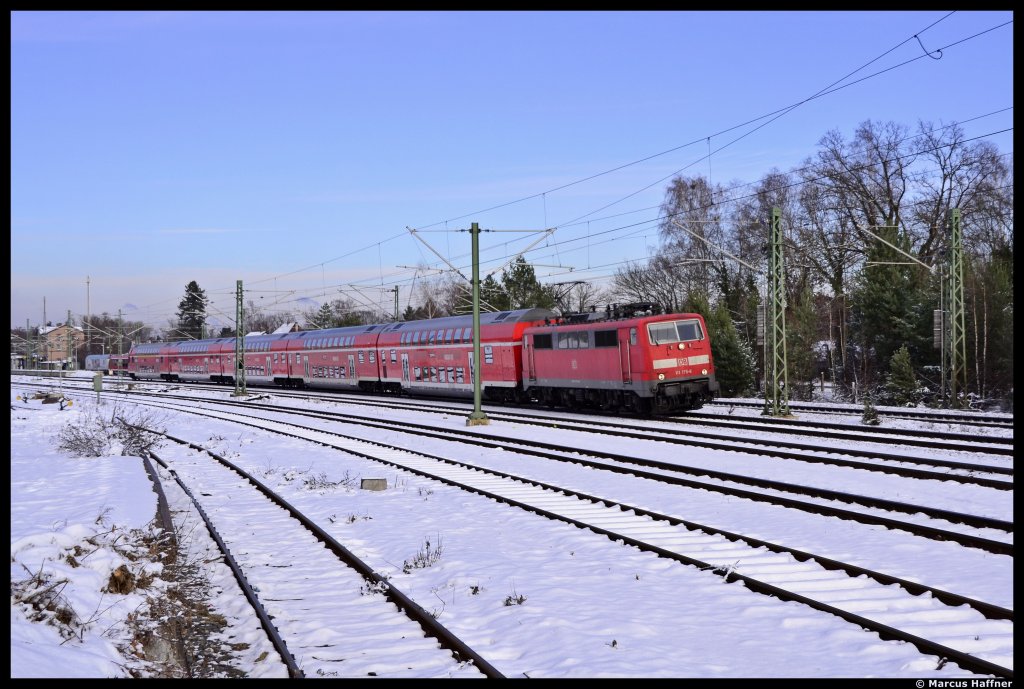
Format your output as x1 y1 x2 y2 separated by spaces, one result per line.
678 343 685 350
701 368 708 375
658 373 665 380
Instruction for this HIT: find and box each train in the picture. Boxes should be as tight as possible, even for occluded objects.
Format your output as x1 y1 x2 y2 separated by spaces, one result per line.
84 353 129 375
84 354 109 372
126 304 718 414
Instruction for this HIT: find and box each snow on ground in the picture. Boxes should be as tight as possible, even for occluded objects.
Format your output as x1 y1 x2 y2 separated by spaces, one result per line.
10 379 1014 677
10 390 160 677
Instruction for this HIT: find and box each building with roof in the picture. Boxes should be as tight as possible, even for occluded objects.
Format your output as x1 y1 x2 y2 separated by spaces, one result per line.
37 324 85 369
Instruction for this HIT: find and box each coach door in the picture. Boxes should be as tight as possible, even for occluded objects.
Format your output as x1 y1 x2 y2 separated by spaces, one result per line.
265 356 271 379
619 329 633 384
303 355 309 383
347 354 356 381
401 353 410 383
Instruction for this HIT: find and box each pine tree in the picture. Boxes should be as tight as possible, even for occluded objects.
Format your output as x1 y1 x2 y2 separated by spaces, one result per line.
499 257 556 310
481 275 509 312
307 303 335 329
851 226 931 385
176 281 209 340
683 293 754 397
786 285 819 401
886 344 919 406
861 397 880 425
710 302 756 397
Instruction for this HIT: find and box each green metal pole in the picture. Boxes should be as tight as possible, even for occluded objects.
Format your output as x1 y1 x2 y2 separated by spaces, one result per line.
763 207 790 416
67 310 74 370
948 208 966 408
467 222 489 426
234 280 247 396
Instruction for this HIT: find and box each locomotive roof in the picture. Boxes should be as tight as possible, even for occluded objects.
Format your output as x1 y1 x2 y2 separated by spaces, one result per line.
526 310 705 330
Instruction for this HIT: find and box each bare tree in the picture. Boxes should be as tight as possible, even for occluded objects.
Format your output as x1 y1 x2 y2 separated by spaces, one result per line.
656 175 731 301
551 281 609 315
243 299 296 334
612 259 689 312
910 120 1013 262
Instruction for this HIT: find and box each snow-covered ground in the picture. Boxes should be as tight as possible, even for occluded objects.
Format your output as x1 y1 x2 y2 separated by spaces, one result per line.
9 378 1014 678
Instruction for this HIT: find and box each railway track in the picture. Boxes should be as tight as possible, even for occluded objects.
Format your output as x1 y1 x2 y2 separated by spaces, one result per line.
20 379 1012 480
126 393 1014 678
15 381 1014 554
143 440 498 678
704 399 1014 428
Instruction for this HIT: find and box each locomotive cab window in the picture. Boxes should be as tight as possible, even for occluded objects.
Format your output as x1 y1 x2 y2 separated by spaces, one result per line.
647 320 703 345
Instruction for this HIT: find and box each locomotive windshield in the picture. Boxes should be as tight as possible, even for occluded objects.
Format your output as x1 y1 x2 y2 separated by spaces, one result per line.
647 319 703 345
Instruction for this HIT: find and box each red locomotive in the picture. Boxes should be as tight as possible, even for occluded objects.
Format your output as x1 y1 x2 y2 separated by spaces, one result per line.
126 304 717 414
523 304 717 413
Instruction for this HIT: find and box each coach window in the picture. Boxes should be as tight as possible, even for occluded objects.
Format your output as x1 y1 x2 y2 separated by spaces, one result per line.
436 329 445 343
445 329 454 344
594 330 616 348
577 332 590 349
428 331 436 345
533 333 553 349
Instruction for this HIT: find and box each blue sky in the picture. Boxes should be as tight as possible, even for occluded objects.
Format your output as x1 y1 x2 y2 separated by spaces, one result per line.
10 11 1014 333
